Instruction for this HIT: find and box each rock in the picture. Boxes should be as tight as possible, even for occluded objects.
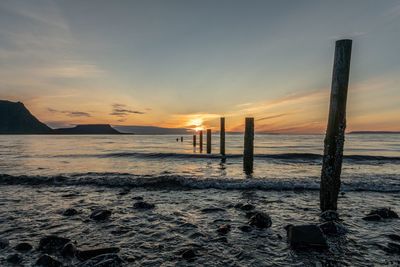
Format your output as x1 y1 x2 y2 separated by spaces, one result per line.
368 208 398 219
61 243 76 258
217 224 231 235
320 210 339 222
77 253 124 267
133 201 155 210
90 209 112 221
181 249 196 260
200 207 225 213
0 237 9 249
362 214 382 221
385 242 400 254
35 254 62 267
388 234 400 242
77 247 120 261
286 224 328 249
248 212 272 228
38 235 71 253
319 221 347 236
15 242 33 252
63 208 78 216
239 225 252 232
240 204 255 211
7 253 22 264
118 188 130 195
245 211 257 219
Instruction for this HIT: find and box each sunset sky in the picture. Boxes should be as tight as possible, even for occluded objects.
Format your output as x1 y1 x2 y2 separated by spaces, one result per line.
0 0 399 133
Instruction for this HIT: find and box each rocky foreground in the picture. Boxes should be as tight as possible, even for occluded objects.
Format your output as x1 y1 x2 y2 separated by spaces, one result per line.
0 186 399 266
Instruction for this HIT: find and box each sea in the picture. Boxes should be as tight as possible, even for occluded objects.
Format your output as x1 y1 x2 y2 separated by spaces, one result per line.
0 134 399 266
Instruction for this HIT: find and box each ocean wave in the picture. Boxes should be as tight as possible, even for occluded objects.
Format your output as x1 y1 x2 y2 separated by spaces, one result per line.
48 152 400 163
0 173 399 193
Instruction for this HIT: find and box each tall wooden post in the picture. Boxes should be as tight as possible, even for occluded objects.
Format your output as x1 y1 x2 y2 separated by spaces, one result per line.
320 39 352 211
220 117 225 156
199 130 203 152
243 117 254 174
207 129 212 154
193 134 196 147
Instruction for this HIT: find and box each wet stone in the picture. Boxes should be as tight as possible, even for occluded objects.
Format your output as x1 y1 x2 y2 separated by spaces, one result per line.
248 212 272 229
35 254 62 267
38 235 71 253
217 224 231 235
239 225 252 232
240 204 255 211
201 207 226 213
63 208 78 216
61 243 76 258
181 249 197 260
388 234 400 242
0 237 9 249
133 201 155 210
363 214 382 221
15 242 33 252
90 209 112 221
367 208 398 219
385 243 400 254
320 210 339 222
286 224 328 249
7 253 22 264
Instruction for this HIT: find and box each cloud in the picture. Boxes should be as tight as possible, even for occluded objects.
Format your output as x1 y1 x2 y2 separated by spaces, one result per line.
47 108 91 117
256 113 288 121
110 104 145 117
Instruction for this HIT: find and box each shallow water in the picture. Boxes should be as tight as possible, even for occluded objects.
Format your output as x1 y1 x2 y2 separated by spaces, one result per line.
0 186 399 266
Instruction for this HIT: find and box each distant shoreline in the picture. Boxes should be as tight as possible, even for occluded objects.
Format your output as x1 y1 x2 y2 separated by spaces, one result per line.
348 131 400 134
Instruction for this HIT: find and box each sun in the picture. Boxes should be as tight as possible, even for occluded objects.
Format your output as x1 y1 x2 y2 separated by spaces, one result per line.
187 118 204 132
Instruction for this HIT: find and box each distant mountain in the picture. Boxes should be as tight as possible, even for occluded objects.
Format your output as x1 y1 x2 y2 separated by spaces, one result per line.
0 100 52 134
349 131 400 134
54 124 121 134
113 125 190 135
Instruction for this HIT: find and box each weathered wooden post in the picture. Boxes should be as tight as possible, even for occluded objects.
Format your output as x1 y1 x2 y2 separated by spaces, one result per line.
193 134 196 147
207 129 212 154
220 117 225 156
199 130 203 152
243 117 254 174
320 39 352 211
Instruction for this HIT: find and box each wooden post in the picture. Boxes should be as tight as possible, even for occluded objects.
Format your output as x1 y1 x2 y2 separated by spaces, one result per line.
220 117 225 156
320 39 352 211
243 117 254 174
206 129 212 154
199 130 203 152
193 134 196 147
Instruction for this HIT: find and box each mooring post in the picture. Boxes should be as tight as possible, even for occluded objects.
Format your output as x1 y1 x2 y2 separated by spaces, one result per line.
193 134 196 147
320 39 352 211
220 117 225 156
199 130 203 152
206 129 212 154
243 117 254 174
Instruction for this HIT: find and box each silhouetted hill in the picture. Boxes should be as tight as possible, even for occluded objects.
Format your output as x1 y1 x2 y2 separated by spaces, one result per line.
349 131 400 134
0 100 52 134
113 125 190 135
54 124 121 134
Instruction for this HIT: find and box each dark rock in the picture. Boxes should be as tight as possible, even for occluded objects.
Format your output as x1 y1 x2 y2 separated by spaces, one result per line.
319 221 347 236
7 253 22 264
15 242 33 252
362 214 382 221
368 208 398 219
200 207 225 213
77 254 124 267
286 224 328 249
320 210 339 222
248 212 272 228
77 247 120 261
0 237 9 249
35 254 62 267
385 242 400 254
181 249 196 260
118 188 130 195
90 209 112 221
388 234 400 242
217 224 231 235
234 203 243 209
239 225 252 232
38 235 71 253
133 201 155 210
132 196 143 200
240 204 255 211
61 243 76 258
63 208 78 216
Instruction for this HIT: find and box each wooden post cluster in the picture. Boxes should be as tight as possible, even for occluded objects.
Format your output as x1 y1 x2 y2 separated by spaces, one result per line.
193 134 196 147
206 129 212 154
220 117 225 156
320 39 352 211
243 117 254 174
199 130 203 152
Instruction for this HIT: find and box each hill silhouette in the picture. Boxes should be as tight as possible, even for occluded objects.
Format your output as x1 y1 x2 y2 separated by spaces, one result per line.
54 124 121 134
0 100 52 134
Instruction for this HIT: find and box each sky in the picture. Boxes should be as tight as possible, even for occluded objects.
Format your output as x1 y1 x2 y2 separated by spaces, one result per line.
0 0 399 133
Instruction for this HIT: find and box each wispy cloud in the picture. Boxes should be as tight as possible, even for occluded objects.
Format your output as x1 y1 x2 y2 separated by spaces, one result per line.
256 113 289 121
110 104 145 117
47 108 91 117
